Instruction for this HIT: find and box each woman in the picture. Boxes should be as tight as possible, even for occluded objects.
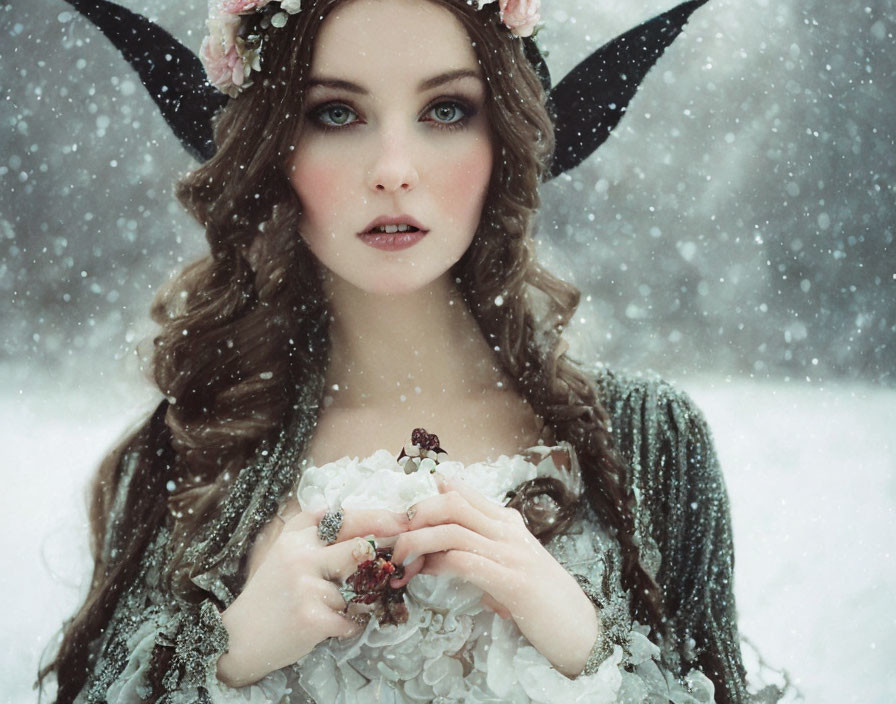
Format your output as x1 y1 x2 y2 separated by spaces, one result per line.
39 0 771 701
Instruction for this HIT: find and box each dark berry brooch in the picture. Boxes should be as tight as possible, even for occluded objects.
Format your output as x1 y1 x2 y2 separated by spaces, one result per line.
343 545 409 627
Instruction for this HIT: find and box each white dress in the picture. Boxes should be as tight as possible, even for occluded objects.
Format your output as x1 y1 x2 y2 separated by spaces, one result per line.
205 442 717 704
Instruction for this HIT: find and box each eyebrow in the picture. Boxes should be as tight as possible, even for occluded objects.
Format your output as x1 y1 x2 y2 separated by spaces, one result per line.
306 69 483 94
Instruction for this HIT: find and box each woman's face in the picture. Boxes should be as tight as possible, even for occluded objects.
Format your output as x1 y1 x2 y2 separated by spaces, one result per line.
286 0 493 296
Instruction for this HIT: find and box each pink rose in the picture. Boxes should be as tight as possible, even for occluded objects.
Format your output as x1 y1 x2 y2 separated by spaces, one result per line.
220 0 271 15
499 0 540 37
199 13 246 97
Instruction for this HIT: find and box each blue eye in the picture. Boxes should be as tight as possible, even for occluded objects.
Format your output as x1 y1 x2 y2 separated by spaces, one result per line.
427 101 467 125
315 104 358 128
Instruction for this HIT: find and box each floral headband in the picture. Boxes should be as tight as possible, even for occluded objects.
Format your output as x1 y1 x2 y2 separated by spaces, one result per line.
200 0 541 97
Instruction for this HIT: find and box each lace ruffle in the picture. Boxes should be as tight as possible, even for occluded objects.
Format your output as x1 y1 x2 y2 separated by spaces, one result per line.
292 444 580 515
513 624 715 703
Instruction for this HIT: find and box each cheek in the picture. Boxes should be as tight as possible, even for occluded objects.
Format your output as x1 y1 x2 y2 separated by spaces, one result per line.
437 141 493 212
288 153 349 230
289 159 340 216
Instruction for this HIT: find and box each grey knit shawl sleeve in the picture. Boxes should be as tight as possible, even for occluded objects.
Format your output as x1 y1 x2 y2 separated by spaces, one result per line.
592 367 758 703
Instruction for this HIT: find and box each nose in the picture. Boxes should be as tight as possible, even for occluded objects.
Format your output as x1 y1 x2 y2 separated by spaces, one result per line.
367 131 420 193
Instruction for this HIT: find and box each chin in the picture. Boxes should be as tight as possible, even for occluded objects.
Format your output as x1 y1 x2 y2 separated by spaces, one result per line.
364 275 442 297
327 266 449 297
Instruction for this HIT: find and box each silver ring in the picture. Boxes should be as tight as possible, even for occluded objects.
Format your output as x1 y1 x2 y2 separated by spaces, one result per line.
338 584 357 604
318 509 344 545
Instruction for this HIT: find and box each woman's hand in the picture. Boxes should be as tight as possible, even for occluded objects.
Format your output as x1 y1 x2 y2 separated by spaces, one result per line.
390 477 600 678
217 507 409 688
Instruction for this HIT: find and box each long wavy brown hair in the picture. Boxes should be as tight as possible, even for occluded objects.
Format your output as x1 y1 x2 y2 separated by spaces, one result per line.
40 0 677 701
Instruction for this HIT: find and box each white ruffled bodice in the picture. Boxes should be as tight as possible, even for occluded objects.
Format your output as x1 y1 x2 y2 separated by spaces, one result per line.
206 443 716 703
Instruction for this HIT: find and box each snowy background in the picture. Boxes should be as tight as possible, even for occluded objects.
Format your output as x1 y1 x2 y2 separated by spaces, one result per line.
2 0 894 702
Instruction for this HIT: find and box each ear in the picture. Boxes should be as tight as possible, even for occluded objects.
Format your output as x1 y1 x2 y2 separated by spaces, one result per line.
546 0 710 179
61 0 226 161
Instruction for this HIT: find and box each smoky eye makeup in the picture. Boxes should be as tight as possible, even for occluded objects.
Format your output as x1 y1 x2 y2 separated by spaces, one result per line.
304 92 483 133
421 97 479 130
310 102 360 129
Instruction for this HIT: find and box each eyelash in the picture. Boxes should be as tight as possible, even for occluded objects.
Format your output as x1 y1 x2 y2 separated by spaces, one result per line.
308 98 476 133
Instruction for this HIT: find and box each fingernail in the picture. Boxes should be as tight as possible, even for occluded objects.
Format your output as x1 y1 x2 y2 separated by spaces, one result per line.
406 506 417 521
401 552 419 567
353 538 375 561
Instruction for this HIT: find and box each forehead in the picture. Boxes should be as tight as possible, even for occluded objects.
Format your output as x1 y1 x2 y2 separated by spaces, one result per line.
310 0 480 84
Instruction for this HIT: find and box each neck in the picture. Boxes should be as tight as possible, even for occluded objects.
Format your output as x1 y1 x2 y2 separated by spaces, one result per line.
322 272 510 408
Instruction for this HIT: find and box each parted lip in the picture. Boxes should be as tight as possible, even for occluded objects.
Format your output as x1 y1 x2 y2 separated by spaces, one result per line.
359 215 429 235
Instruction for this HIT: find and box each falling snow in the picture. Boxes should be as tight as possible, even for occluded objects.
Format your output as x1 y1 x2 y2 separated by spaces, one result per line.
1 0 894 702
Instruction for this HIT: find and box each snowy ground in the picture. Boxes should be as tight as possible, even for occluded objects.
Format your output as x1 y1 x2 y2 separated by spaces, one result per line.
688 380 896 701
2 369 894 703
